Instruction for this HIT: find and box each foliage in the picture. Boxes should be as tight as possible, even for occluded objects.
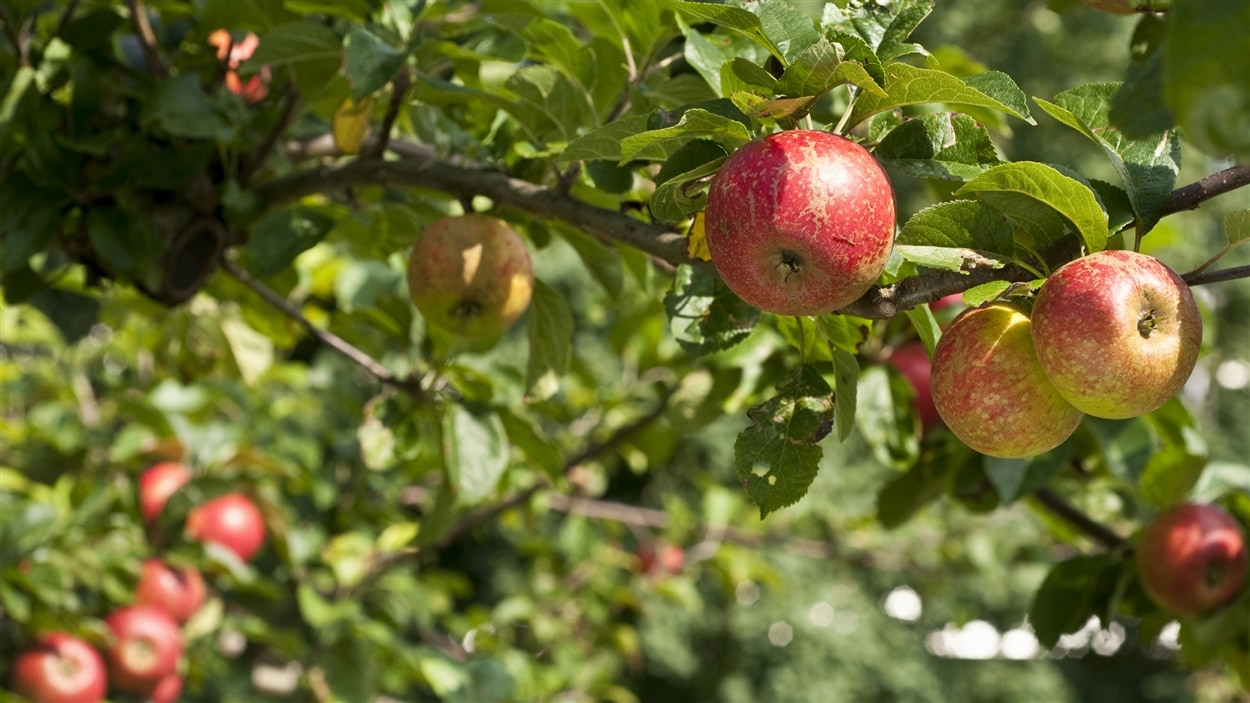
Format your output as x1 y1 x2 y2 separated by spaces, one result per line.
2 0 1250 701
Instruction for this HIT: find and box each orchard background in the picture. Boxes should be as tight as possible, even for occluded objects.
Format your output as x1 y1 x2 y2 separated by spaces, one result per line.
2 0 1250 701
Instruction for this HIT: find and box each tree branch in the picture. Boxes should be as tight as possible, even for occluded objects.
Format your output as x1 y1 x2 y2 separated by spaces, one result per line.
1031 488 1126 550
124 0 167 78
1184 264 1250 287
1162 164 1250 215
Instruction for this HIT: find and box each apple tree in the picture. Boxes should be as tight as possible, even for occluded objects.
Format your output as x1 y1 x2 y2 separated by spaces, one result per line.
2 0 1249 701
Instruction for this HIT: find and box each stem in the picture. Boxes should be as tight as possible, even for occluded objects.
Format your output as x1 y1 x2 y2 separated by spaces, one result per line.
1032 488 1126 550
368 67 411 159
124 0 166 78
1183 263 1250 287
1182 240 1250 279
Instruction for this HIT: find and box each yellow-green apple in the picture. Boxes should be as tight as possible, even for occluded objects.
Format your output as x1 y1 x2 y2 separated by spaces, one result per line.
1031 250 1202 419
10 632 108 703
103 605 183 696
187 492 266 563
931 304 1084 458
704 130 896 315
885 341 940 433
1136 502 1247 619
135 559 207 623
139 462 191 524
407 215 535 338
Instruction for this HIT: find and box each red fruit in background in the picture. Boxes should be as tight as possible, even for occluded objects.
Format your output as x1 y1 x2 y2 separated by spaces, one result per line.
135 560 207 623
139 462 191 523
187 492 266 562
885 341 940 433
207 29 270 103
103 606 183 695
1136 502 1247 619
10 632 108 703
704 129 896 316
149 673 184 703
637 543 685 577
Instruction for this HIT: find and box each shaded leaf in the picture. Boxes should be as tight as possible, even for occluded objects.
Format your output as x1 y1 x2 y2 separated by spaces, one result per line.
444 404 509 506
344 26 405 101
664 265 760 355
1164 1 1250 159
898 199 1015 259
1029 554 1119 649
849 64 1035 128
525 280 574 402
956 162 1108 253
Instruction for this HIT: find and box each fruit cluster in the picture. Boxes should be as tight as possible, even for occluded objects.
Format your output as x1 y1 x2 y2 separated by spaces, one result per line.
9 463 267 703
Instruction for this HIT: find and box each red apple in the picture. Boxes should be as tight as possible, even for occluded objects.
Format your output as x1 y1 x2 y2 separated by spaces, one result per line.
931 304 1084 458
186 492 266 562
103 606 183 696
407 215 535 338
885 341 940 433
10 632 108 703
135 560 207 623
1137 502 1247 619
208 29 270 103
704 129 896 315
1031 250 1202 419
148 673 184 703
139 462 191 524
637 543 685 577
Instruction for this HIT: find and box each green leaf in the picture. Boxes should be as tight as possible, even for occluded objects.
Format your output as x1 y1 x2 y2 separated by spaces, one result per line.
875 438 962 530
664 265 761 356
247 207 335 278
1084 417 1156 488
251 20 342 66
894 245 1006 275
1029 554 1118 649
651 152 726 224
323 635 375 702
897 200 1015 259
554 225 624 298
1164 1 1250 158
1109 14 1172 138
832 348 858 442
444 404 509 506
734 365 833 518
856 365 921 471
903 305 940 358
518 18 598 97
956 162 1108 253
497 409 563 483
619 108 751 162
284 0 370 22
671 1 787 64
1226 210 1250 245
561 115 672 163
1138 399 1207 508
344 26 406 101
141 74 233 140
1035 83 1180 234
220 318 274 386
821 0 933 62
985 440 1071 505
27 288 99 345
876 113 1001 182
849 64 1035 128
775 38 885 100
86 206 162 280
525 280 574 402
0 181 61 274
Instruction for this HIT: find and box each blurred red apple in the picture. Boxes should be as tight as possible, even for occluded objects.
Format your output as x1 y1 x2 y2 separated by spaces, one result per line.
187 492 266 562
135 559 207 623
10 632 108 703
139 462 191 524
104 605 183 696
885 341 940 433
1137 502 1247 618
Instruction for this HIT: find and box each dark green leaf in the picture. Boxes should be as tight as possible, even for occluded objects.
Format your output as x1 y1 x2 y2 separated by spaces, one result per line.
28 288 100 345
0 182 61 274
664 265 760 355
247 207 335 279
650 155 726 224
857 365 921 471
444 404 509 506
735 365 833 518
820 0 933 62
344 26 406 101
141 74 233 140
1085 417 1157 488
554 225 624 298
1029 554 1118 649
672 1 787 64
876 438 962 530
776 38 885 100
497 409 563 484
956 162 1108 253
285 0 370 22
898 200 1016 259
985 440 1071 505
620 108 751 162
323 636 376 702
849 64 1035 129
525 280 574 402
1110 49 1173 139
832 348 858 442
1164 1 1250 159
877 113 1001 182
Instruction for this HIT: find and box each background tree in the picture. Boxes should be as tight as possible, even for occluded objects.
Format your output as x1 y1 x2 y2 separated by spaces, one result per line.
2 1 1249 702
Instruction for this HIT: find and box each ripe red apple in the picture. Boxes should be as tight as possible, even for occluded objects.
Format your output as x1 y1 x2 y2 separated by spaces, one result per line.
139 462 191 523
704 129 896 315
1031 250 1202 419
10 632 108 703
885 341 940 433
103 605 183 696
186 492 266 562
407 215 535 338
1137 502 1247 619
149 673 184 703
931 304 1084 458
135 559 207 623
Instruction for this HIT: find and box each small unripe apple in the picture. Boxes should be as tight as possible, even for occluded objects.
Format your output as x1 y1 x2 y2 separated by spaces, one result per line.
135 559 207 623
187 492 267 563
704 129 896 315
139 462 191 524
931 304 1084 458
885 341 940 433
1031 250 1202 419
407 215 535 338
103 605 183 696
10 632 108 703
1137 502 1247 619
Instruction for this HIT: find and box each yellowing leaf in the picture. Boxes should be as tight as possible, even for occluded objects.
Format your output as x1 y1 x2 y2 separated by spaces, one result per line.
333 97 373 155
687 211 712 261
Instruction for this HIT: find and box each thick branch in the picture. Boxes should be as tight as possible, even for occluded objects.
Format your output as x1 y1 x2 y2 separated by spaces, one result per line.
1032 488 1126 550
1184 264 1250 287
1163 164 1250 215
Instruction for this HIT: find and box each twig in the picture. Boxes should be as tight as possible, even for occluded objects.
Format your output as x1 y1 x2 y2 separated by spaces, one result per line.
1032 488 1126 550
221 258 426 399
240 88 301 186
0 3 26 65
1162 164 1250 215
367 67 411 159
1183 263 1250 287
124 0 167 78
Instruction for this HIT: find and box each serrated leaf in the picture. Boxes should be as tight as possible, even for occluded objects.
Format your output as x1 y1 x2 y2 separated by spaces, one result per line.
1029 554 1117 649
525 281 573 402
1035 83 1180 234
1226 210 1250 245
832 348 858 442
1164 1 1250 159
650 155 726 224
561 115 657 163
664 265 760 355
776 38 885 100
877 113 1002 182
506 65 595 143
849 64 1035 128
735 365 833 518
619 108 751 162
444 404 509 506
956 162 1108 253
672 1 786 63
343 26 405 101
898 199 1015 259
821 0 933 62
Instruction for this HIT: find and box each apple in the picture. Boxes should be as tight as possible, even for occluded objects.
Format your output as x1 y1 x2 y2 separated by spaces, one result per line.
637 543 685 577
931 304 1084 458
186 492 266 562
407 215 535 338
149 673 184 703
1136 502 1247 619
885 341 940 433
1031 250 1202 419
10 632 108 703
135 559 207 623
704 129 896 315
139 462 191 524
103 605 183 696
